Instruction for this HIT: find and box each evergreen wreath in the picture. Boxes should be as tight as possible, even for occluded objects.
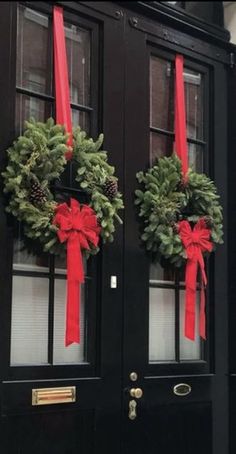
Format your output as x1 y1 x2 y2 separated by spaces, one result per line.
135 154 223 266
2 118 123 256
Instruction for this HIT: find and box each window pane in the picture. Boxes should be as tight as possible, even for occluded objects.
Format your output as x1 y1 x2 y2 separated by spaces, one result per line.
72 109 90 133
15 93 52 134
184 68 204 141
10 277 49 365
150 56 174 131
17 6 52 95
53 279 86 364
179 290 201 360
188 143 203 173
149 287 175 362
13 225 49 272
65 22 91 106
150 262 175 283
150 132 173 164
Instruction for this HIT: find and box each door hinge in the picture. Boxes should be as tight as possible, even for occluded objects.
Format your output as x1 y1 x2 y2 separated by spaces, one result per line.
230 52 235 69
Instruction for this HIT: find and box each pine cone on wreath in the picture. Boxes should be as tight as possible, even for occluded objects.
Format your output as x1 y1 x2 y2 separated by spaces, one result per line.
29 181 47 205
103 177 118 200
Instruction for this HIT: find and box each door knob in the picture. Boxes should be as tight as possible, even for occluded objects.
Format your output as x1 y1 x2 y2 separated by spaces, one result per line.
129 387 143 399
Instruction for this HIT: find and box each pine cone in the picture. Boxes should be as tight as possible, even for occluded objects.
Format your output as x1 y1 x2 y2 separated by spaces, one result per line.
103 178 118 200
29 181 47 205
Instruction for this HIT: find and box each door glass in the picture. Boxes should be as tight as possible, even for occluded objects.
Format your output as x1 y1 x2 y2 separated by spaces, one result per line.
10 4 95 368
10 277 49 365
148 53 205 363
149 287 175 361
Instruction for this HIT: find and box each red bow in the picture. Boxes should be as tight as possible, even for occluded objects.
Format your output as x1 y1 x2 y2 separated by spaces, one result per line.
53 198 100 346
178 219 213 340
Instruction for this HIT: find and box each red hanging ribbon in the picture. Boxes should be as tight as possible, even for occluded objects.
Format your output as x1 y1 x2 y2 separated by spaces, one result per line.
178 219 213 340
174 54 188 180
53 6 73 160
53 199 100 346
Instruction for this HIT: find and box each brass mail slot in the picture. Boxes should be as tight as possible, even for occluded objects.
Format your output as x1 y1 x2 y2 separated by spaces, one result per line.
32 386 76 406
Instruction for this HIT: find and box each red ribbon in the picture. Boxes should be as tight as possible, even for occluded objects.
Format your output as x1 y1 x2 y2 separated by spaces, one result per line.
178 219 213 340
53 199 100 346
174 54 188 180
53 6 73 160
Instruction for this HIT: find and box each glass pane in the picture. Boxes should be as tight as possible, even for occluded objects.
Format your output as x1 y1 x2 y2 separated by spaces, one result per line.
72 109 90 132
10 277 49 365
150 262 175 283
179 290 201 360
184 68 203 140
150 56 174 131
13 225 49 272
188 143 203 173
65 22 91 106
17 6 52 95
53 279 86 364
149 287 175 362
15 93 52 134
150 132 173 164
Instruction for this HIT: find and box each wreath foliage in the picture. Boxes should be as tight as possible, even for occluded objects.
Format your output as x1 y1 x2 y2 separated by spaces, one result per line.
2 118 123 256
135 154 223 266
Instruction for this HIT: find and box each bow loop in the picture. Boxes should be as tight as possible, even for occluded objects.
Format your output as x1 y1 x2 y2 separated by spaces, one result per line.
178 218 212 341
53 198 100 346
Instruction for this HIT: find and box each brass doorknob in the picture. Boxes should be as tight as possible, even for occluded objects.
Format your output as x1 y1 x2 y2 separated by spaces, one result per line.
130 388 143 399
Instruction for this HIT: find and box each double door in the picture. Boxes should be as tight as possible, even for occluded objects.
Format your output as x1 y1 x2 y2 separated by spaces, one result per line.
0 2 228 453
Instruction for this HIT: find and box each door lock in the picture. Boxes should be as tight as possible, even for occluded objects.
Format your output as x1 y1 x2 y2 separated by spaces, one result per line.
128 399 137 420
129 387 143 399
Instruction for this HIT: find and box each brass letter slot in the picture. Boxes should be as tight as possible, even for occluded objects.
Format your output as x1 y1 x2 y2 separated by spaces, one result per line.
32 386 76 406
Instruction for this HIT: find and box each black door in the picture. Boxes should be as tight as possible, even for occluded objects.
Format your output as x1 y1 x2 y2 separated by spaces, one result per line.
122 8 228 454
0 2 230 454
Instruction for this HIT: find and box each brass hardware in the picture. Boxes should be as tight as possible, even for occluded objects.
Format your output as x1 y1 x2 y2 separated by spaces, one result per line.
32 386 76 406
173 383 191 397
129 372 138 382
128 399 137 420
130 387 143 399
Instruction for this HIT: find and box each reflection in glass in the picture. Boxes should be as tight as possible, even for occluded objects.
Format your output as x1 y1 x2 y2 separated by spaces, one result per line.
65 22 91 106
13 225 49 272
11 277 49 365
72 109 90 133
184 69 203 141
150 57 174 131
53 279 86 364
15 93 52 134
149 288 175 362
150 132 173 164
17 6 52 95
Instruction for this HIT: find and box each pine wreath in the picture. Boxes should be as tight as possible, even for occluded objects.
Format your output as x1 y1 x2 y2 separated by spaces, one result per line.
135 154 223 266
2 118 123 256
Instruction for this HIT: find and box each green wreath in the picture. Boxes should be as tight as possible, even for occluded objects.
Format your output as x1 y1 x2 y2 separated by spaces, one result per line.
2 118 123 256
135 154 223 266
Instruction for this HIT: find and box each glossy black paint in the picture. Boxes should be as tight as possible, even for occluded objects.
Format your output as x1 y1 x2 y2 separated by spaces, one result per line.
0 1 232 453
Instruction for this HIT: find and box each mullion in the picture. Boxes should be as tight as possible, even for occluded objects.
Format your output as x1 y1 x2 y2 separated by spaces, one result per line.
150 126 206 147
16 86 94 114
175 270 180 362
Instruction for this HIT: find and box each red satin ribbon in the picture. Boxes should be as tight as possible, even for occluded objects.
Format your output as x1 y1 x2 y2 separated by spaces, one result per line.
175 54 188 180
53 6 73 160
53 199 100 346
178 219 213 340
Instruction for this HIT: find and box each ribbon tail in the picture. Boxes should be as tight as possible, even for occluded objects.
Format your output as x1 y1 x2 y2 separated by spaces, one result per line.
65 236 84 347
185 259 197 341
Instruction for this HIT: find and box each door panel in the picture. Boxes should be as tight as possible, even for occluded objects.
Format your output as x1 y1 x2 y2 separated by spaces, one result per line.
123 10 228 454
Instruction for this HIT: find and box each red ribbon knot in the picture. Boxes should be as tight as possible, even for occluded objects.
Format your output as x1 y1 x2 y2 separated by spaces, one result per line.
178 219 213 341
53 198 100 346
